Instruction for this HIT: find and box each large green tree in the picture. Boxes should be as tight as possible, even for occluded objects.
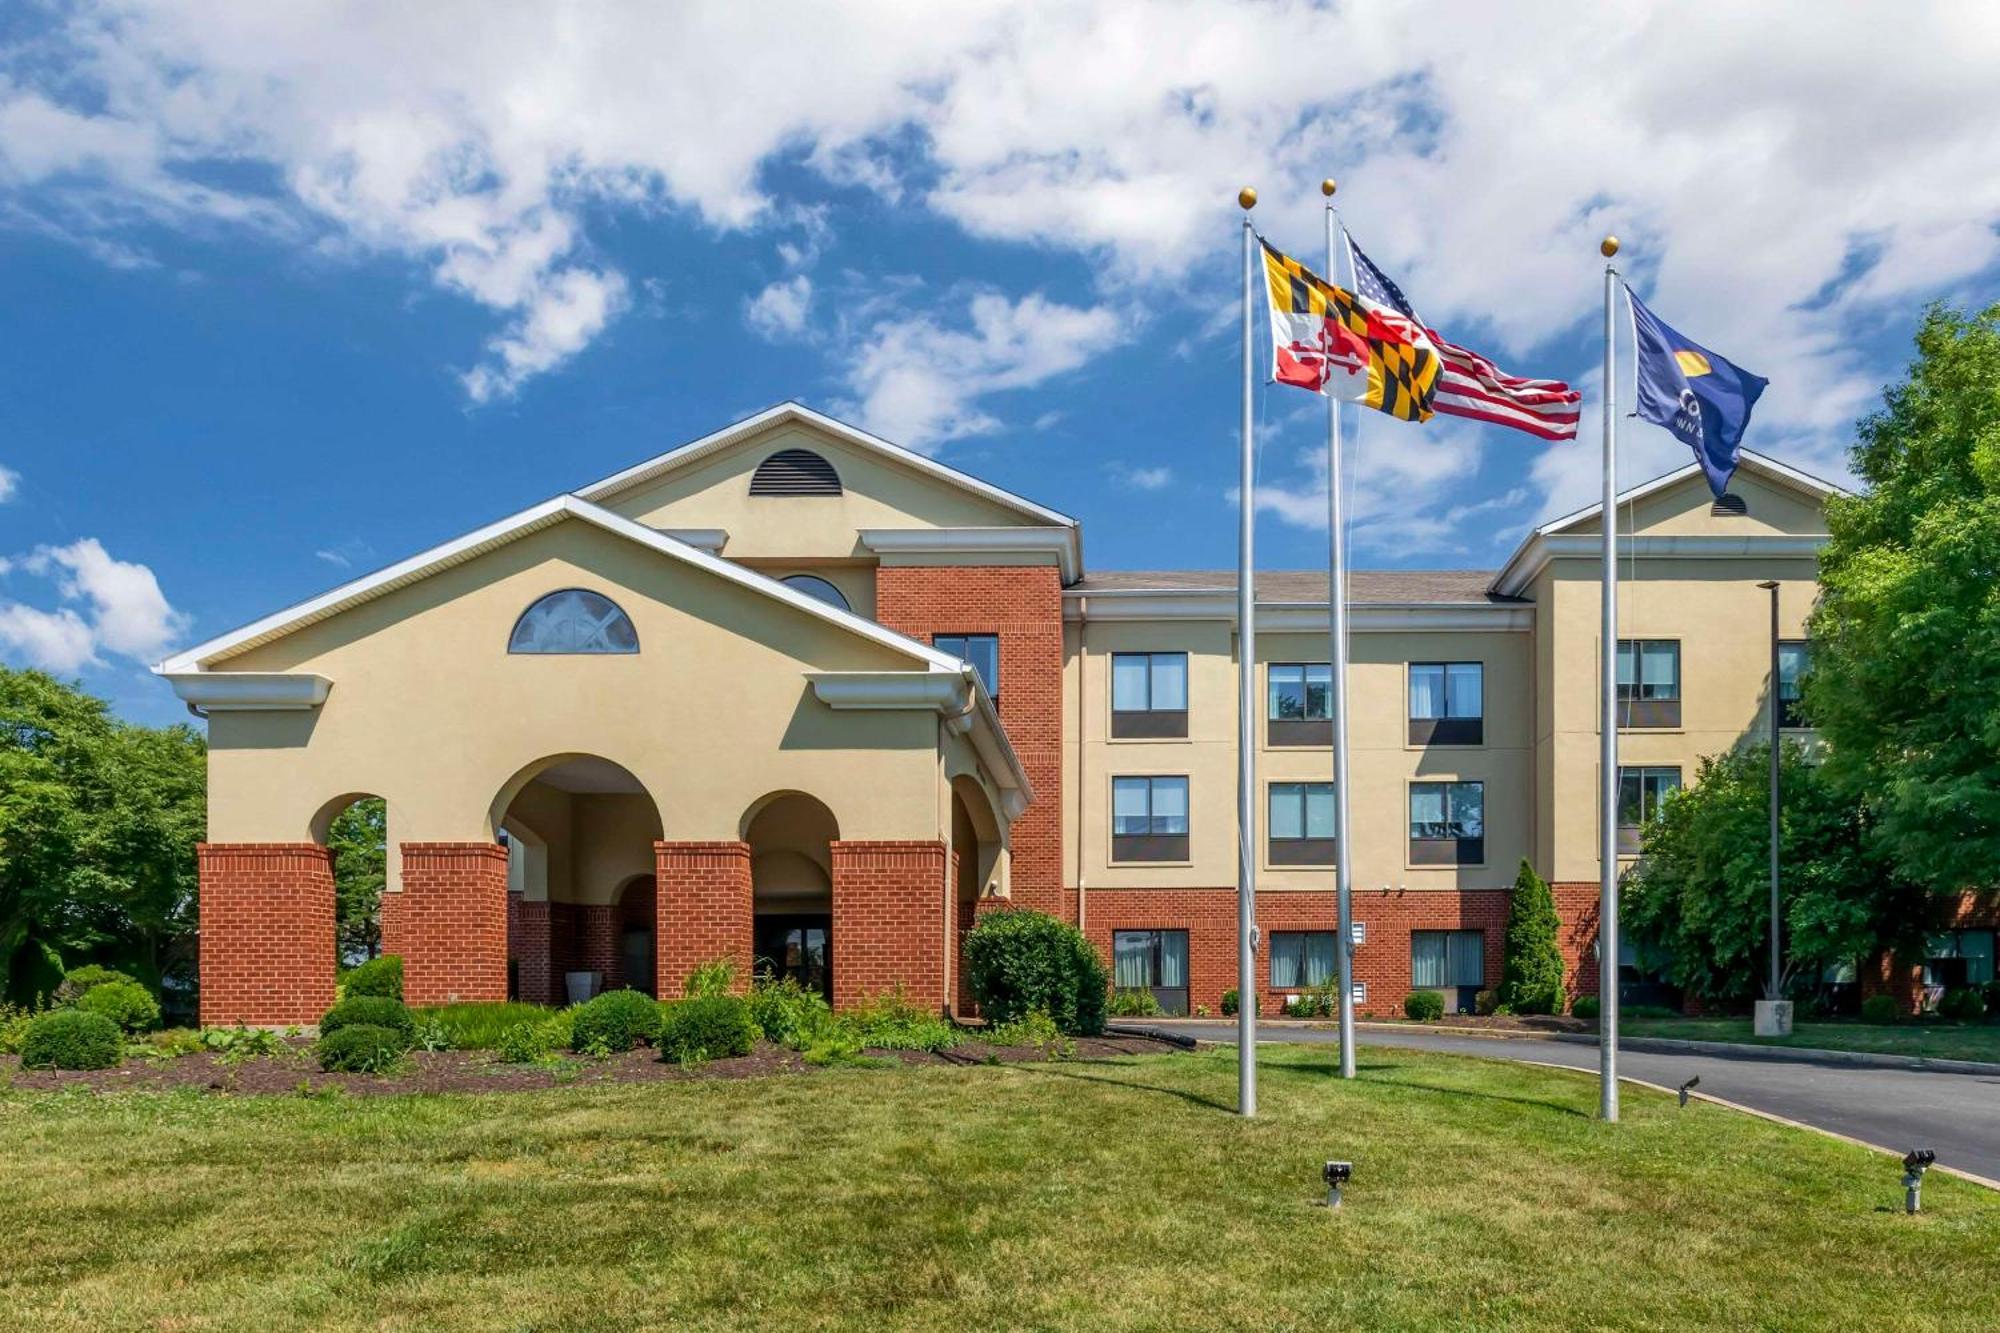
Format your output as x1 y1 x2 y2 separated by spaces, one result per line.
1807 304 2000 894
1624 742 1927 1004
0 668 205 1002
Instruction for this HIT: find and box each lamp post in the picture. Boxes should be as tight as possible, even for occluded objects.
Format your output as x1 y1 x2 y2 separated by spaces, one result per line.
1753 579 1791 1037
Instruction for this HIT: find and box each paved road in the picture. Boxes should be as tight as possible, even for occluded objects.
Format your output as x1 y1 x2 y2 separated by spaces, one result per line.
1144 1020 2000 1185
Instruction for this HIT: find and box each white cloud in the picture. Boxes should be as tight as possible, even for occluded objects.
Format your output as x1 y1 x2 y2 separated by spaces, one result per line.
3 538 187 670
0 603 97 673
840 291 1123 450
744 274 813 340
0 463 17 503
314 538 374 570
1113 463 1173 491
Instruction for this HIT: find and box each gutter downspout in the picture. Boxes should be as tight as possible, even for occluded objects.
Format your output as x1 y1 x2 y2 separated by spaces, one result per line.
945 664 980 1016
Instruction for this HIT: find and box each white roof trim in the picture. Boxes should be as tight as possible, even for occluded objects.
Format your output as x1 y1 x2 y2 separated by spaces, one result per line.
575 401 1079 530
1063 589 1527 631
1491 533 1829 598
805 666 1033 814
859 526 1081 584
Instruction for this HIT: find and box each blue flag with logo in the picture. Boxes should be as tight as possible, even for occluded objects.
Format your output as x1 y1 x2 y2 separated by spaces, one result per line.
1628 288 1768 498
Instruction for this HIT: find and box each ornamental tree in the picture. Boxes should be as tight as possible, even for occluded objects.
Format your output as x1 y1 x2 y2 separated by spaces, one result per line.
1495 858 1566 1015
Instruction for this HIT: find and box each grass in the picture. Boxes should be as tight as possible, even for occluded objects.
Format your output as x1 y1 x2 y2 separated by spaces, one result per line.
1620 1015 2000 1064
2 1045 1997 1330
413 1002 554 1051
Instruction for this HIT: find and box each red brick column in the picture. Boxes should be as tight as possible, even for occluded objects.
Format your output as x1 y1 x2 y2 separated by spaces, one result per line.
509 896 553 1004
197 843 336 1027
831 839 948 1012
396 843 509 1005
1550 883 1602 1001
875 565 1065 919
655 841 754 998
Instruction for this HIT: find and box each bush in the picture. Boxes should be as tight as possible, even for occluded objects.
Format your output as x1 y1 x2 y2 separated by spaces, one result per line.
76 980 161 1033
682 959 738 999
658 995 759 1064
199 1025 289 1062
1497 859 1566 1015
843 989 959 1052
978 1008 1066 1049
963 909 1109 1036
1107 987 1163 1018
1861 993 1903 1025
1572 995 1601 1021
19 1009 124 1070
341 954 403 1000
1404 990 1446 1022
52 964 138 1007
319 995 415 1041
1985 979 2000 1018
748 978 833 1050
1938 987 1987 1022
0 1002 42 1055
415 1001 552 1050
569 988 660 1054
317 1024 408 1073
1474 989 1500 1016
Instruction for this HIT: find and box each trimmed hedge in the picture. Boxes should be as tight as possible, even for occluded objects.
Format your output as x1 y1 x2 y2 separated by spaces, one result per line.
341 955 403 1000
570 988 661 1054
52 965 138 1008
1571 995 1601 1021
1860 993 1902 1025
1404 990 1446 1022
320 995 415 1041
1938 987 1987 1022
963 909 1109 1036
20 1009 124 1070
658 995 759 1063
76 980 161 1033
317 1024 408 1073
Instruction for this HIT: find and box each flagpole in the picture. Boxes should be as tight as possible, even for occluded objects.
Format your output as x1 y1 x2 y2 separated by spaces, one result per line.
1237 185 1260 1118
1598 235 1621 1124
1323 179 1356 1079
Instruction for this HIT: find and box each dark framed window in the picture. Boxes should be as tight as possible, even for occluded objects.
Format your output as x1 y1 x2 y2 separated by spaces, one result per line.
1111 652 1188 738
1778 640 1810 729
1923 930 1996 988
1268 782 1336 865
1112 929 1189 1016
1616 639 1681 728
1271 931 1336 990
1409 781 1484 865
508 589 639 654
1112 776 1189 862
1409 662 1483 746
1412 929 1485 1012
781 574 851 613
1267 663 1332 745
935 633 1000 701
1616 767 1681 854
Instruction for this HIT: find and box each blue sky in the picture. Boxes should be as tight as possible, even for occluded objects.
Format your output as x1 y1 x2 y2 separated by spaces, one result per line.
1 3 1996 725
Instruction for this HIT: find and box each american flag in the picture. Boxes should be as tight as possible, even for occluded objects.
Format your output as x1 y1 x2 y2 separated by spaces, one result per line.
1347 237 1582 442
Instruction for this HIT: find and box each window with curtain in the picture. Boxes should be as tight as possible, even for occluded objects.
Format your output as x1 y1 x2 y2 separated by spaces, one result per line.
1112 929 1189 1015
508 589 640 654
1271 931 1336 990
1778 640 1810 728
1111 652 1190 737
1111 776 1189 861
1268 782 1336 865
1411 930 1484 989
1408 663 1482 719
934 633 1000 700
1617 768 1681 827
1267 664 1332 720
1616 640 1680 700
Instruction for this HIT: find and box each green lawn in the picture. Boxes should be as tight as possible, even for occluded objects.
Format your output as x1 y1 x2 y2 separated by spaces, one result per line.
1620 1015 2000 1064
3 1045 1996 1331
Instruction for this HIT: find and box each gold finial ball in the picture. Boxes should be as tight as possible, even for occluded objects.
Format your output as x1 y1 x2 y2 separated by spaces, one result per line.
1237 186 1258 211
1321 178 1337 198
1600 236 1620 258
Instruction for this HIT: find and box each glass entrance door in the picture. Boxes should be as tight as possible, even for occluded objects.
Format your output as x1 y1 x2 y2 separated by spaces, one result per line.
755 914 831 1002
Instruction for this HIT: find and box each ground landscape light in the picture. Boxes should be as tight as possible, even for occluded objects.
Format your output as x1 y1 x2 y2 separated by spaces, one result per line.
1678 1076 1700 1108
1323 1160 1352 1210
1902 1149 1936 1214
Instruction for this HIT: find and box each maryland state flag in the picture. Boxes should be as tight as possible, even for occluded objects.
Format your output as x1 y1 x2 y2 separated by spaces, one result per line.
1260 238 1438 422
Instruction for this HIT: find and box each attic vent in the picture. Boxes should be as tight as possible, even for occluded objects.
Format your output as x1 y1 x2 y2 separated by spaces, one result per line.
749 448 842 497
1710 493 1748 517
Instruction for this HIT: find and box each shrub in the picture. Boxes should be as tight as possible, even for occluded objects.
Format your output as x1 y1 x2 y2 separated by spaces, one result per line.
658 995 759 1064
1937 987 1987 1022
1474 989 1501 1017
200 1025 289 1062
341 955 403 1000
1404 990 1446 1022
963 909 1109 1036
20 1009 125 1069
1107 987 1163 1018
682 959 738 999
978 1008 1065 1049
748 978 833 1050
317 1024 408 1073
569 988 660 1054
0 1002 44 1055
1860 993 1903 1025
843 989 958 1052
415 1001 552 1050
52 964 138 1007
1220 988 1258 1017
1572 995 1601 1022
1496 858 1567 1015
76 980 161 1033
494 1010 574 1064
320 995 415 1041
135 1028 205 1060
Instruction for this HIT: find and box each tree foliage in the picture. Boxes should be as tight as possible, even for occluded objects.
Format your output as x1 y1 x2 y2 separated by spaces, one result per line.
1807 303 2000 893
1624 742 1927 1004
326 797 386 963
1496 858 1566 1015
0 668 205 1004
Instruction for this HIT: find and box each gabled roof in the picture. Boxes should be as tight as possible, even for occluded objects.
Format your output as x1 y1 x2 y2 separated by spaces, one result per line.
1527 449 1847 539
576 401 1079 529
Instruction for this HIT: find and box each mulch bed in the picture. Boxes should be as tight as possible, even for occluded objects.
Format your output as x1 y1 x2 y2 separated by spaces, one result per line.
0 1035 1176 1097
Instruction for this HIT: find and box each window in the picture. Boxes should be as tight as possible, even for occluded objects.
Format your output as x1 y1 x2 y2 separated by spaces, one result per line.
1778 640 1810 728
1616 639 1681 728
1111 652 1189 738
508 589 639 654
1112 776 1189 862
1271 931 1337 990
782 574 851 613
1924 930 1996 988
1267 663 1332 745
1412 929 1485 1010
935 633 1000 700
1267 782 1336 865
1112 929 1189 1016
1616 767 1681 854
1409 662 1484 746
1409 781 1484 865
749 448 842 496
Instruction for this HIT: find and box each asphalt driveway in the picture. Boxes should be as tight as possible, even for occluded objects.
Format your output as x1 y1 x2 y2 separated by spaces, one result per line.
1142 1020 2000 1186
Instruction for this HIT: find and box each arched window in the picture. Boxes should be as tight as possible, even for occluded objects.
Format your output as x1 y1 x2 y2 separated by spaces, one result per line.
749 448 842 497
508 589 639 654
782 575 851 613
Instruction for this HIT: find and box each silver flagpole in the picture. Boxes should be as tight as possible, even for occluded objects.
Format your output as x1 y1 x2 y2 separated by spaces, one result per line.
1598 236 1621 1123
1237 186 1260 1117
1323 179 1356 1079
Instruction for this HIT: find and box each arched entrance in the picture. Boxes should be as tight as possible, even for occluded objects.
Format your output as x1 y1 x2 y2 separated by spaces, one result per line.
310 791 389 969
491 755 663 1003
742 792 838 1001
950 776 1003 1016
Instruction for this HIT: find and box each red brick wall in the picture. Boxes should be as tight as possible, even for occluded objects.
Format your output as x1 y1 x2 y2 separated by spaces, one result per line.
509 895 553 1004
550 902 617 990
656 841 754 998
197 843 335 1027
831 839 948 1011
1549 882 1603 1001
396 843 509 1005
875 565 1064 918
1863 889 2000 1014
